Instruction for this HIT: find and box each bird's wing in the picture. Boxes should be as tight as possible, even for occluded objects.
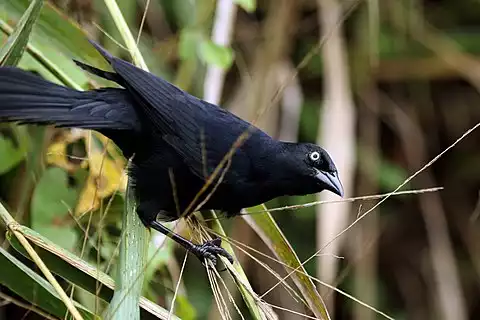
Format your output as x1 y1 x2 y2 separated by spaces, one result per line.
87 39 215 131
111 60 252 179
137 85 253 181
88 39 261 180
161 97 257 181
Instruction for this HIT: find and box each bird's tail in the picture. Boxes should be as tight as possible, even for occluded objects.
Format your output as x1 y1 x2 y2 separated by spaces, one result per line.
88 39 115 63
0 67 83 125
0 66 135 130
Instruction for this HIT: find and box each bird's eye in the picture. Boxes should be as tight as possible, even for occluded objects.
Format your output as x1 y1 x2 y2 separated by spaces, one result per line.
309 151 320 161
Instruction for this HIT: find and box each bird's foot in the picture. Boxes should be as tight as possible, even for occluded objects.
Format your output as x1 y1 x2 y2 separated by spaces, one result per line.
191 238 234 266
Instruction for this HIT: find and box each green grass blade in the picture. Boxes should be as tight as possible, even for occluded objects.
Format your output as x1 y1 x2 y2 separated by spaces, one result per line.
0 0 113 88
0 0 43 66
0 0 47 222
103 184 149 320
244 205 330 320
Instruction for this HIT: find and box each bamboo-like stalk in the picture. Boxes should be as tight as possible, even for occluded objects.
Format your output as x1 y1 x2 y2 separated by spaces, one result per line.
203 0 237 104
102 0 148 71
315 0 356 313
0 202 84 320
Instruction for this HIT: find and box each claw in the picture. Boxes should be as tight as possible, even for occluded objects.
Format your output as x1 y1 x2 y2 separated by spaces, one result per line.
191 237 234 265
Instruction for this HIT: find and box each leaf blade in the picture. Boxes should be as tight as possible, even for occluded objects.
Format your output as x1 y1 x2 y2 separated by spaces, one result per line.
0 0 43 66
244 206 331 320
0 245 97 319
199 40 234 69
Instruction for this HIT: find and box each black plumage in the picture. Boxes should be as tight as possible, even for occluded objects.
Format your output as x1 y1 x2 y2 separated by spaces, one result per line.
0 40 344 264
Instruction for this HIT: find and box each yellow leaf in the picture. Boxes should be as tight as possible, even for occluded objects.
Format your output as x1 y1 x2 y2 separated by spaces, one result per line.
92 131 126 168
75 175 100 215
62 130 128 216
46 131 86 171
88 153 126 197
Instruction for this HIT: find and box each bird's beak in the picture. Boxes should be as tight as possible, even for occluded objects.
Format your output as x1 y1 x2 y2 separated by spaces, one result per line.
315 170 344 197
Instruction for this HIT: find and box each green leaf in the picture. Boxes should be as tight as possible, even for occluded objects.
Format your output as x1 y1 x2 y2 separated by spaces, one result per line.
357 146 408 190
0 0 111 89
0 246 97 319
179 29 200 60
31 167 79 251
199 40 234 69
379 161 408 190
234 0 256 12
0 133 25 174
175 295 197 320
244 207 331 319
0 0 43 66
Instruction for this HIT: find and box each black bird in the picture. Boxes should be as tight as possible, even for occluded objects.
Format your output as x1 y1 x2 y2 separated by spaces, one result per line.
0 40 344 264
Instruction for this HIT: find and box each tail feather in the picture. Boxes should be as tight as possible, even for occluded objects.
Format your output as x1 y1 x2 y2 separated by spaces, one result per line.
88 39 115 63
0 67 140 131
73 59 122 84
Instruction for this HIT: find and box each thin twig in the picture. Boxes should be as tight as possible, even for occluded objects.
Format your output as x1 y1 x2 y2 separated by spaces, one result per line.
209 230 393 319
0 292 58 320
137 0 151 44
202 187 443 222
211 267 246 320
246 187 443 214
168 252 188 320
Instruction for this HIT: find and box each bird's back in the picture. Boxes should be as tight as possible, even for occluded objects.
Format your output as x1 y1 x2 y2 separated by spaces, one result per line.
92 47 276 185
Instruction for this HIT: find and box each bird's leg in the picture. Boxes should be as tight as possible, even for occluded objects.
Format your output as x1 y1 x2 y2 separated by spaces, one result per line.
149 220 234 265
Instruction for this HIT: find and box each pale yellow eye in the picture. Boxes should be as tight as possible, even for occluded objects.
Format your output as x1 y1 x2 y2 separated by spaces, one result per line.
309 151 320 161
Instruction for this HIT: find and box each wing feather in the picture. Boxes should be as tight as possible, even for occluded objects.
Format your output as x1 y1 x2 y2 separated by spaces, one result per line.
88 40 272 181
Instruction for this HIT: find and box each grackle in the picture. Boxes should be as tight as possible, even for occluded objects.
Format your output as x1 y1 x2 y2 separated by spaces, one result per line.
0 40 344 265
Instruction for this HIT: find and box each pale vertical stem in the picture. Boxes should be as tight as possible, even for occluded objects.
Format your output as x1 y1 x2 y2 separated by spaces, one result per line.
278 61 303 142
315 0 356 313
203 0 237 104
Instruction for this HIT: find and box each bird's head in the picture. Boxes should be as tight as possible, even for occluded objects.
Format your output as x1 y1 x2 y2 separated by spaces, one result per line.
282 142 344 197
